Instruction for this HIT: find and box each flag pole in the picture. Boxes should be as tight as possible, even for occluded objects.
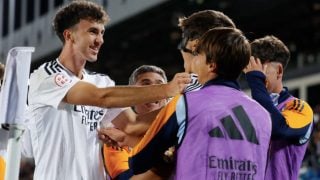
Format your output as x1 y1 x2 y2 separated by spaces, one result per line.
4 124 24 180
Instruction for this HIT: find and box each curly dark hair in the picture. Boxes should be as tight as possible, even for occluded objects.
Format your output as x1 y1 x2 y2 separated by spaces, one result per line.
251 35 290 69
196 27 250 80
178 10 236 40
53 1 109 42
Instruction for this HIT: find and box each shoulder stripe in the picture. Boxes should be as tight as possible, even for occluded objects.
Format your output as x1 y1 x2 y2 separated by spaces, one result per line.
294 100 301 111
282 99 313 128
44 60 66 75
49 61 57 74
54 63 63 73
289 99 296 110
44 62 52 75
298 102 305 113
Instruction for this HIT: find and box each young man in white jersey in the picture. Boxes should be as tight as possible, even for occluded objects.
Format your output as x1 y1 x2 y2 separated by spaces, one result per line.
25 2 190 180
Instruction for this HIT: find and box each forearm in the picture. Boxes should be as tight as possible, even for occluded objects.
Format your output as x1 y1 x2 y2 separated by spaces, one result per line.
245 71 288 135
120 115 158 147
66 82 173 108
123 135 142 148
122 109 160 136
65 72 190 108
122 122 150 137
98 85 172 108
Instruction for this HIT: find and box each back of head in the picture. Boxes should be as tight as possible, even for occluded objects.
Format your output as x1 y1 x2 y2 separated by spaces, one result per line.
129 65 167 85
196 27 250 80
53 1 109 42
251 35 290 69
178 10 236 40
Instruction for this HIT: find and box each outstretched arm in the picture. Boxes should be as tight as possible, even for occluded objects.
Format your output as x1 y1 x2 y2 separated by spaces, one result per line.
64 72 190 108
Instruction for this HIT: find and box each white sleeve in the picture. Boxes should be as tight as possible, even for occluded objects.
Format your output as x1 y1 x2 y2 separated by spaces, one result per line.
100 107 128 128
29 70 79 109
20 127 33 158
20 107 33 157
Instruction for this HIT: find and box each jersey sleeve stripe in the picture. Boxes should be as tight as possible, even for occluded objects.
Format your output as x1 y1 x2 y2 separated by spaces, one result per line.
298 103 305 113
44 62 52 75
102 144 130 178
282 99 313 128
294 100 301 111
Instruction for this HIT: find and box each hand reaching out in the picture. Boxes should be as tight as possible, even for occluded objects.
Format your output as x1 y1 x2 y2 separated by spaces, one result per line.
243 56 267 74
98 127 128 147
166 72 191 96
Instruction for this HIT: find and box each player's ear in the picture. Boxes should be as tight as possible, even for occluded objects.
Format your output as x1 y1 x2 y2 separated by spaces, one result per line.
63 29 74 42
277 64 283 79
208 62 217 73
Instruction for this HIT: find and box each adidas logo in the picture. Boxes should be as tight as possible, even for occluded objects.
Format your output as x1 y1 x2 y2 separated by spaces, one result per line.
208 105 259 145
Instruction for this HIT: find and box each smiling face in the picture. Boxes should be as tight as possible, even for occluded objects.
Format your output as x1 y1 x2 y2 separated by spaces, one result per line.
68 19 105 62
133 72 167 114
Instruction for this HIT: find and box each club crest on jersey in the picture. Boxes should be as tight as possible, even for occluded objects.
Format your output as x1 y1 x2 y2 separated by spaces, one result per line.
54 73 70 87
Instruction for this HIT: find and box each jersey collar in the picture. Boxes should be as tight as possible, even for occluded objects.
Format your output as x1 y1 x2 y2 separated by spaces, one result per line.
202 77 240 91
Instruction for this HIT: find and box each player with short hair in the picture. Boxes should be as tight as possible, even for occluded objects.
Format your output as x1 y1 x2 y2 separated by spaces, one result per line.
129 27 272 179
244 35 314 180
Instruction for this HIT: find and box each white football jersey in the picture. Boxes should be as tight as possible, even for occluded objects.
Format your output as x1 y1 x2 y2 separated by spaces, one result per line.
26 59 122 180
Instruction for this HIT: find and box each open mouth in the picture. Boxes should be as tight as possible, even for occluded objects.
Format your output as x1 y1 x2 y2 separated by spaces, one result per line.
90 46 99 54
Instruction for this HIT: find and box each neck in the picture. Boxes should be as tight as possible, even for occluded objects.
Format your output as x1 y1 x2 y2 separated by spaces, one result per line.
58 45 86 79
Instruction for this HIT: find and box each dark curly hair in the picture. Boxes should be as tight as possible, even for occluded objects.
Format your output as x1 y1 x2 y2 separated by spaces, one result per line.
251 35 290 69
53 1 109 42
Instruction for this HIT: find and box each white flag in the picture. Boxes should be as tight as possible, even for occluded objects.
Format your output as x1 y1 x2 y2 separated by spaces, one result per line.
0 47 35 125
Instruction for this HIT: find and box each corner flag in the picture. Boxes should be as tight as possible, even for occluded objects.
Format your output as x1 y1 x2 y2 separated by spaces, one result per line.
0 47 35 124
0 47 35 180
